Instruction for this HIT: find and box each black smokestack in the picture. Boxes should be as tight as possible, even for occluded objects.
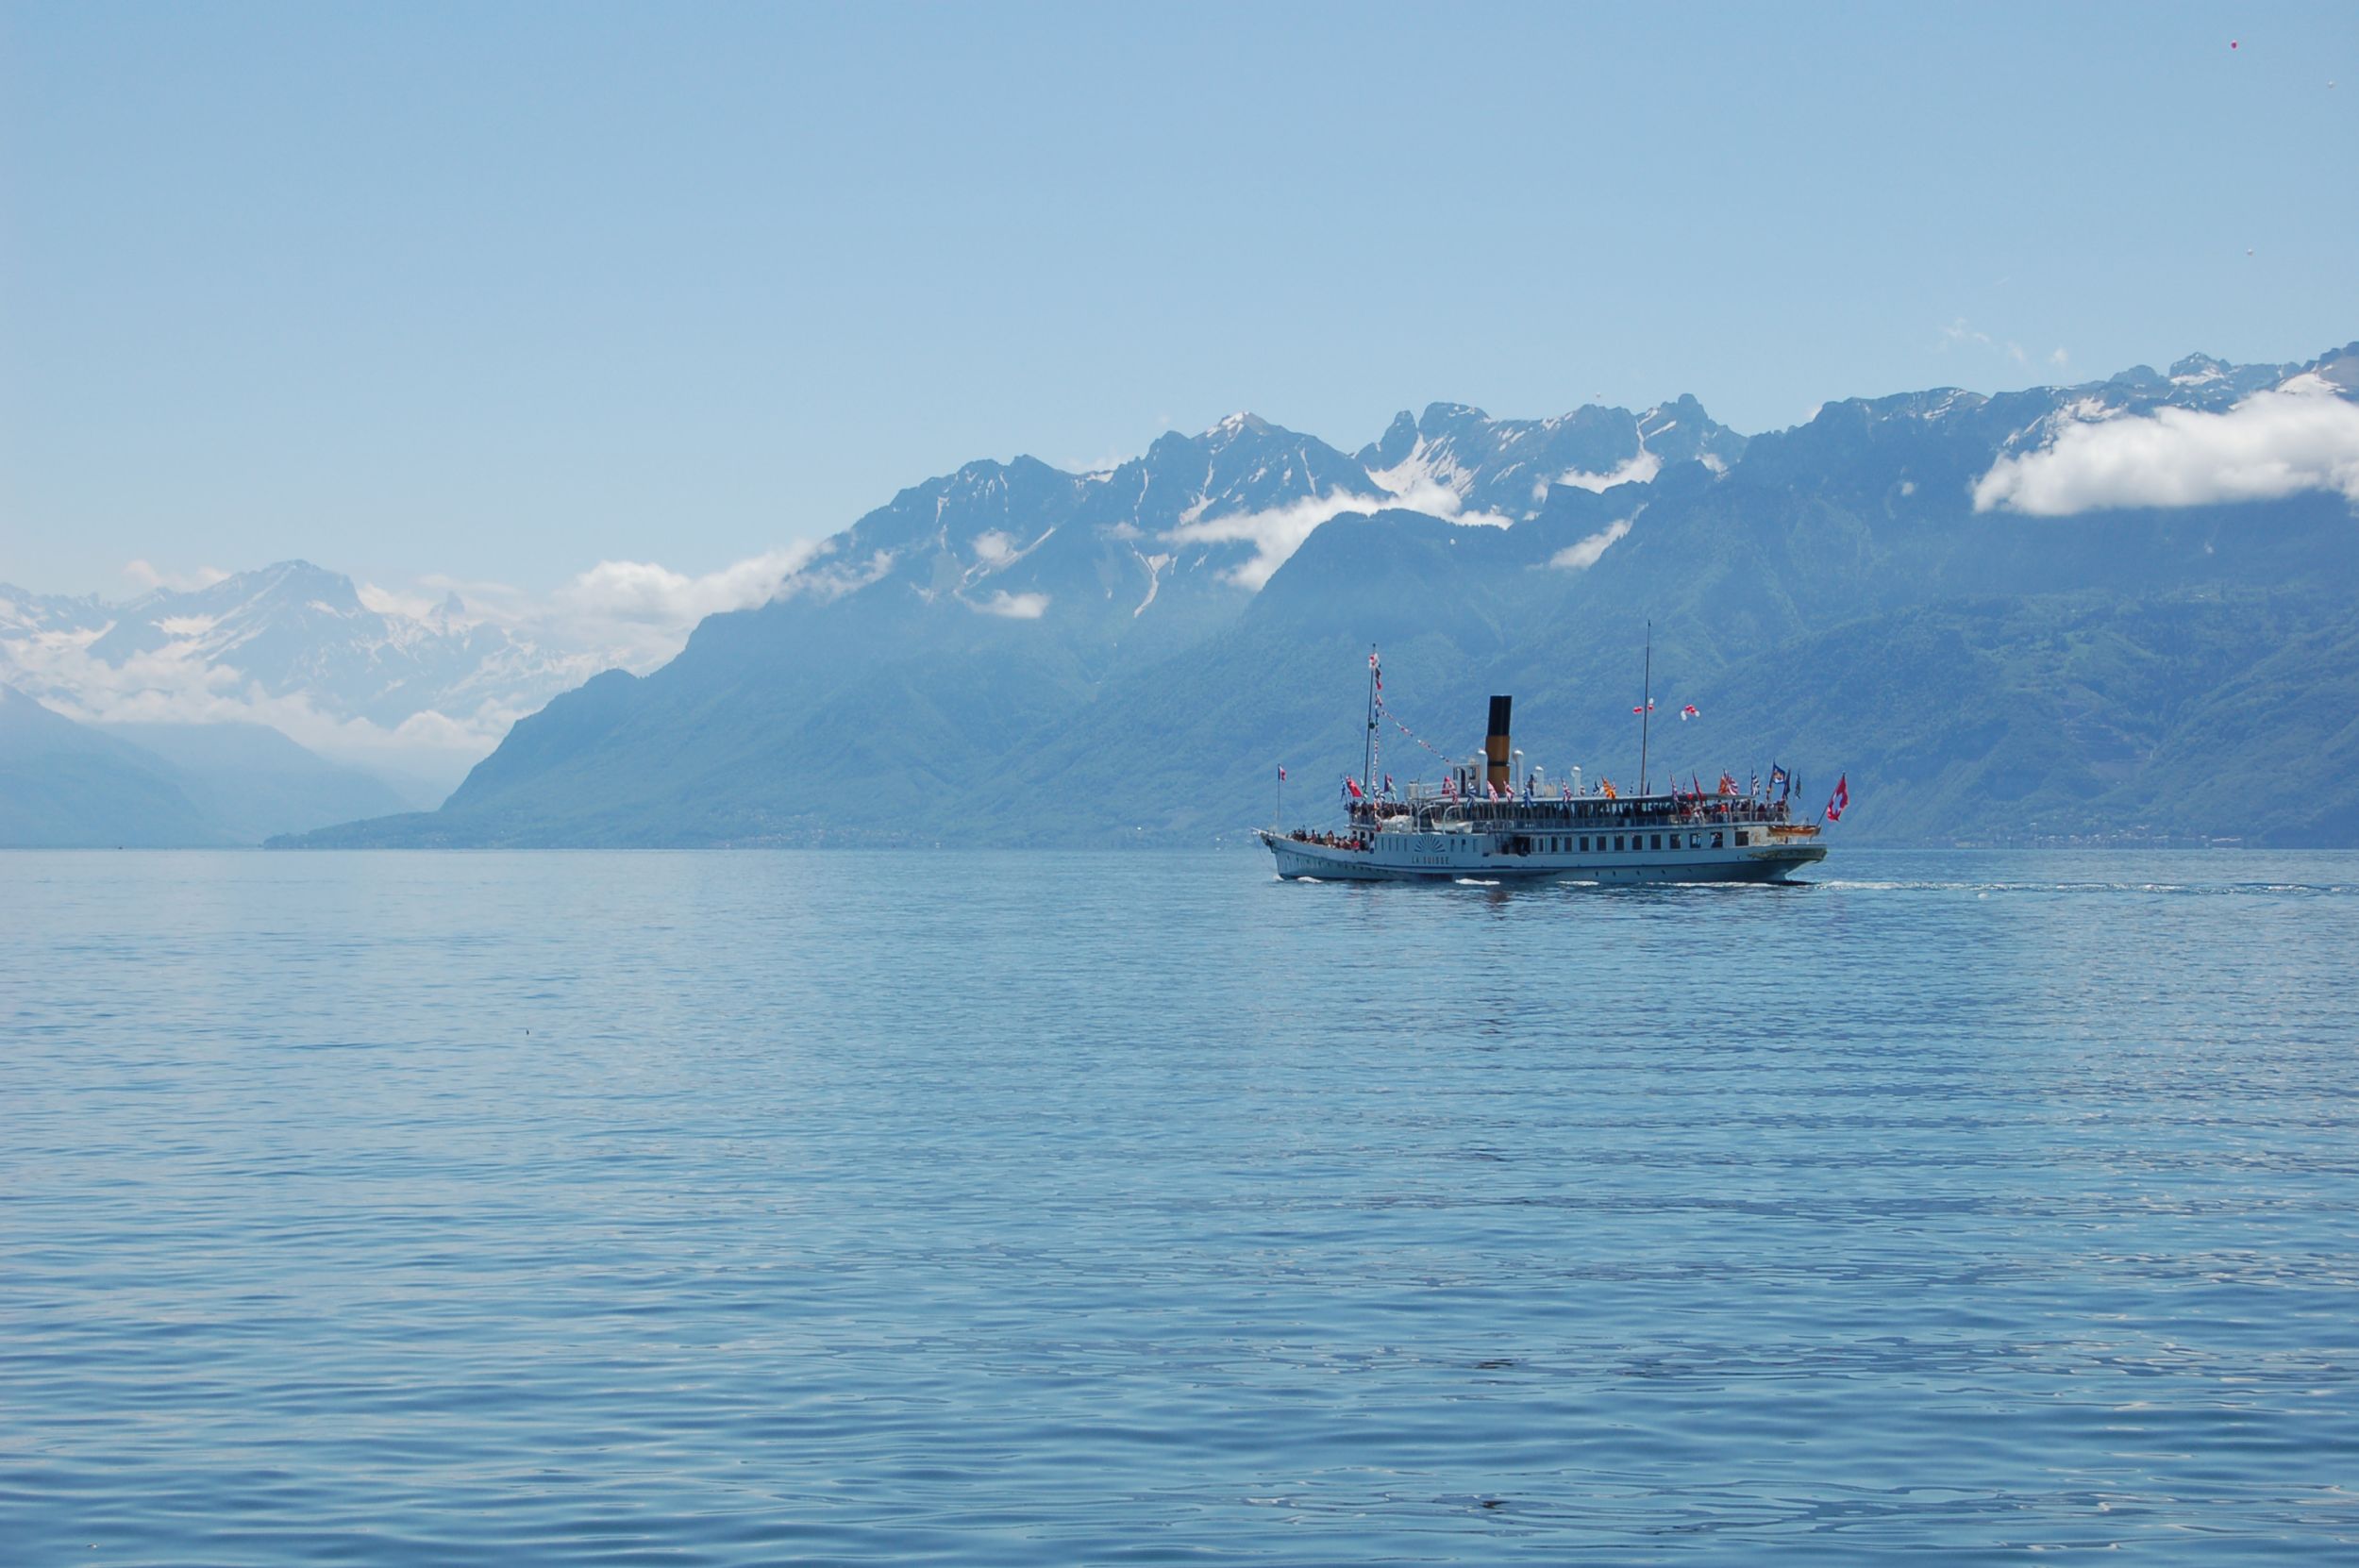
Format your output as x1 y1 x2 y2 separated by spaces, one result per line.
1485 695 1512 796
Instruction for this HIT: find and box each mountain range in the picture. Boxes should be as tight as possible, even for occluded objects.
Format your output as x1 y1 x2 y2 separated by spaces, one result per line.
0 559 636 792
262 341 2359 850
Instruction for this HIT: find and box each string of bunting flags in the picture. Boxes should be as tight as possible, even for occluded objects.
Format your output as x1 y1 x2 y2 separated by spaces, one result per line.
1297 649 1855 826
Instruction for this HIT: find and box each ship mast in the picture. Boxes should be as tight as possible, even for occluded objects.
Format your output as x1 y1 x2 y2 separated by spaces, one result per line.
1638 620 1652 796
1362 645 1379 797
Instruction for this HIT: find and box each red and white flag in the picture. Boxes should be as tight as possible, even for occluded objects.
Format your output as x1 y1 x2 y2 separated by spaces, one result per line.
1825 775 1849 822
1344 776 1364 800
1680 704 1699 721
1632 699 1655 715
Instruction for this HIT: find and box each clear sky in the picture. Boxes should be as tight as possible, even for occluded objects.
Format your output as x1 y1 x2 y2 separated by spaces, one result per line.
3 2 2352 598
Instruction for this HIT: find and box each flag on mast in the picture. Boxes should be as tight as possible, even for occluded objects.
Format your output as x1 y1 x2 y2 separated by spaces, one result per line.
1824 775 1849 822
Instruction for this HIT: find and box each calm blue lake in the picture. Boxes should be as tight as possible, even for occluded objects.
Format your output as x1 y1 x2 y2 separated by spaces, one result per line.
3 849 2354 1563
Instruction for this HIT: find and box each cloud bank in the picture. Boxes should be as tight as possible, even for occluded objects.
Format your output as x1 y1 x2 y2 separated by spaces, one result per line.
972 589 1050 620
1549 517 1633 571
2 542 835 773
1553 452 1661 494
123 559 229 593
1167 474 1514 592
540 544 826 664
1974 377 2359 516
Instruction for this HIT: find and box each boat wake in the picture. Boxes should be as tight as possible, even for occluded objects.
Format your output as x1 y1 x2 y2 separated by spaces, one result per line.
1817 879 2355 897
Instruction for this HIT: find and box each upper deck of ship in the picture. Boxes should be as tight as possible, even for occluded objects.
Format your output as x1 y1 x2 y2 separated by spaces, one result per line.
1347 789 1799 833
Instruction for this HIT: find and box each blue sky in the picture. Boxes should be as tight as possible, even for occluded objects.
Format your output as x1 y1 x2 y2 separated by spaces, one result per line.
4 2 2352 598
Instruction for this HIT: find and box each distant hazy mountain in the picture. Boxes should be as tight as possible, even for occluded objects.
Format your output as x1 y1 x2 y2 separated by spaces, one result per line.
0 687 415 846
93 721 413 844
0 687 230 846
264 341 2359 848
0 559 604 759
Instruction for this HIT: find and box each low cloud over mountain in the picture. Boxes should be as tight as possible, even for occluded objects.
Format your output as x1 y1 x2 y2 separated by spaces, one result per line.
1974 368 2359 516
0 546 841 779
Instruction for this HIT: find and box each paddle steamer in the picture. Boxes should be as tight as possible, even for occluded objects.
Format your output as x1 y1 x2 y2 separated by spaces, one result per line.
1259 651 1830 885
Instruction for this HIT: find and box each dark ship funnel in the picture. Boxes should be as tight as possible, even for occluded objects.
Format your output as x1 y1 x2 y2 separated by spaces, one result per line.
1485 695 1513 796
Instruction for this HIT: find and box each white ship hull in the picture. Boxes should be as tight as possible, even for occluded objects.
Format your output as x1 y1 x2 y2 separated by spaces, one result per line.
1260 825 1826 884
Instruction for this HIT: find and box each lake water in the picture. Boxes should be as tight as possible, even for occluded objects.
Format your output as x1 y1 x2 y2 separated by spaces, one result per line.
3 849 2355 1563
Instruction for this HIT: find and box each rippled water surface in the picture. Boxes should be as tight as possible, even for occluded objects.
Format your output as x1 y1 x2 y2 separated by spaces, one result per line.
4 849 2355 1563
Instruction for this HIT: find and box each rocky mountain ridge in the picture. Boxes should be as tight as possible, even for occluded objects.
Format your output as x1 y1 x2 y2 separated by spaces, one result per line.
279 341 2359 848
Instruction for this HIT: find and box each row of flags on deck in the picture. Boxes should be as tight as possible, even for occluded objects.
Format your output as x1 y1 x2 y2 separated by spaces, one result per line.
1289 646 1853 822
1291 762 1851 812
1287 760 1851 818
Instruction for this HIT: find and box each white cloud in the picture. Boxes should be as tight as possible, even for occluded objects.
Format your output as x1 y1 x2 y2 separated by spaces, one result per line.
1938 319 2036 372
1552 451 1662 494
357 582 440 619
436 541 839 671
1973 377 2359 516
123 559 228 593
1939 318 1995 353
556 543 823 630
784 547 893 605
1167 463 1514 592
1549 517 1632 571
973 589 1049 619
971 530 1018 567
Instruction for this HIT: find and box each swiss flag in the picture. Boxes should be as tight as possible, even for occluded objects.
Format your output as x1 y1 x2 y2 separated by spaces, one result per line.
1825 775 1849 822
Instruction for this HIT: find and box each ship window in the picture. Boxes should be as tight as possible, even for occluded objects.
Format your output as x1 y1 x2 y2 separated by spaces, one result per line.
1578 836 1589 852
1712 830 1724 848
1688 833 1701 849
1650 834 1663 851
1736 830 1749 846
1614 835 1625 852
